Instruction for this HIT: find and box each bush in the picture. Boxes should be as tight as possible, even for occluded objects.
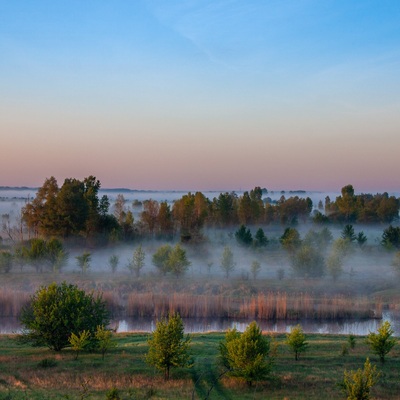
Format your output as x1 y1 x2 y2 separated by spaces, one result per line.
340 358 380 400
20 282 109 351
219 321 273 386
365 321 396 363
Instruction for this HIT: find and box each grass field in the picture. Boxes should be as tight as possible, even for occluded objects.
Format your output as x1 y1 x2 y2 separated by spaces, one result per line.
0 331 398 399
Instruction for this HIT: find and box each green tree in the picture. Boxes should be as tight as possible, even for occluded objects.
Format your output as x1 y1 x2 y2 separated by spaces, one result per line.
220 246 235 278
0 251 13 273
332 237 352 258
213 192 238 226
167 244 191 277
365 321 396 363
235 225 253 246
219 321 273 386
280 227 301 253
326 252 343 281
128 245 146 277
46 238 68 273
25 238 48 273
146 313 192 380
250 260 261 280
286 324 308 361
76 252 91 274
291 244 325 278
254 228 268 248
341 224 357 242
392 251 400 273
68 330 91 359
20 282 109 351
341 358 380 400
381 225 400 249
356 231 367 248
108 254 119 274
152 244 172 275
95 325 116 360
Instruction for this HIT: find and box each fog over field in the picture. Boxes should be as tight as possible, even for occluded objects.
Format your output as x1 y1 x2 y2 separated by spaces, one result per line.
1 185 400 336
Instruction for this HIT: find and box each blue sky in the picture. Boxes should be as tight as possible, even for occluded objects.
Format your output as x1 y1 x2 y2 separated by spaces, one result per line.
1 1 400 191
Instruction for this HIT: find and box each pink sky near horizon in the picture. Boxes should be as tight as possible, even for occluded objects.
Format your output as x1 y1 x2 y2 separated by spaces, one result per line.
1 1 399 193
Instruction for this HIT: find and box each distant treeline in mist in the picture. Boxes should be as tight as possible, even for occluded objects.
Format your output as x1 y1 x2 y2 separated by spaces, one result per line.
14 177 400 244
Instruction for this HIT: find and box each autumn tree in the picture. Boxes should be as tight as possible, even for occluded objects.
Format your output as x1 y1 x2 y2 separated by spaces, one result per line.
336 184 357 222
141 199 160 236
22 176 59 237
157 201 174 238
173 192 209 241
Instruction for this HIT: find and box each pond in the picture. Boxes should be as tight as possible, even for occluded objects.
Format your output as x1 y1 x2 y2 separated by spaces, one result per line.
2 312 399 336
116 312 400 336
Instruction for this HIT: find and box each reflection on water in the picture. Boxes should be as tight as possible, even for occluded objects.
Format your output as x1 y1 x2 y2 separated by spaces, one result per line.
2 312 398 336
117 312 399 336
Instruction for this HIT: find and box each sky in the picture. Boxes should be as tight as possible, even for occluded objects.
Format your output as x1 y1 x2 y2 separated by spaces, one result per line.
1 0 400 192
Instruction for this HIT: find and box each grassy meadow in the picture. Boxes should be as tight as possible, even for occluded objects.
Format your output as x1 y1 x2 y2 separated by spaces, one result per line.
0 332 398 399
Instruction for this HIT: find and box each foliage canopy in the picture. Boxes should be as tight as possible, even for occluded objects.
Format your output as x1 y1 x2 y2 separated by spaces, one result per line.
20 282 109 351
219 321 273 386
146 313 192 380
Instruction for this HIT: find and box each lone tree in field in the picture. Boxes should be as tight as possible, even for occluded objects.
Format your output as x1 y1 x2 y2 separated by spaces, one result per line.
286 324 308 361
220 246 235 278
128 244 145 277
365 321 397 363
219 321 273 386
20 282 109 351
146 313 192 380
167 244 191 277
341 358 380 400
76 252 91 274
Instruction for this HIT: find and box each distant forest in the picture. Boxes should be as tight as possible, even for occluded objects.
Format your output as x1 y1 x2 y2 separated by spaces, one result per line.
11 176 399 245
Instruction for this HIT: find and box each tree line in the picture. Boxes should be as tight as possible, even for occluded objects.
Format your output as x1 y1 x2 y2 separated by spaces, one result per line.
17 178 400 244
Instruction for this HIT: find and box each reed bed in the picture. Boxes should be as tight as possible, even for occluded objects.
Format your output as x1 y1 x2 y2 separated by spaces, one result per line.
125 291 378 320
0 285 379 321
0 289 30 317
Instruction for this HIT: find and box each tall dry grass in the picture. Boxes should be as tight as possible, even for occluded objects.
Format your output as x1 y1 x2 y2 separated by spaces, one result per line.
125 291 378 320
0 289 30 317
0 286 379 321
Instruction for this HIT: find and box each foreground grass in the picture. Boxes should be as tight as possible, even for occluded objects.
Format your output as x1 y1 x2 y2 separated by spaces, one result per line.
0 332 398 399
